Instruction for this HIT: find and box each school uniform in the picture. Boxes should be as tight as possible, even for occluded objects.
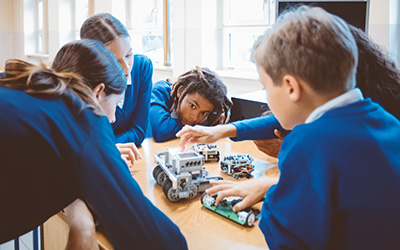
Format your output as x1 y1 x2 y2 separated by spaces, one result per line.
230 115 281 141
112 54 153 145
150 80 183 142
259 88 400 249
0 87 187 249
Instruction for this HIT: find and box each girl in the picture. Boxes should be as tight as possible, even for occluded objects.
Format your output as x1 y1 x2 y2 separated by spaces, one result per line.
150 66 232 142
80 13 153 146
0 40 187 249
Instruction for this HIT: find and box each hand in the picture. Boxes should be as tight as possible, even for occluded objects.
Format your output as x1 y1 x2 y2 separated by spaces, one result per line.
176 124 237 151
206 176 278 212
116 143 142 168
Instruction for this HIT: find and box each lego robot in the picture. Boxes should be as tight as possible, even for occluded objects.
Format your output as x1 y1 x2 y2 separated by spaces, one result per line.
201 193 260 227
153 147 222 202
220 154 254 179
191 143 220 161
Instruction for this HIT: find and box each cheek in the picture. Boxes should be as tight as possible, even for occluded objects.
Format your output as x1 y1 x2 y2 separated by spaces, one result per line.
99 98 117 123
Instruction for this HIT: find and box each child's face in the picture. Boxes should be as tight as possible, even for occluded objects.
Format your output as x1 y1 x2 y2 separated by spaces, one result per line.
257 66 296 130
106 36 134 79
177 92 214 125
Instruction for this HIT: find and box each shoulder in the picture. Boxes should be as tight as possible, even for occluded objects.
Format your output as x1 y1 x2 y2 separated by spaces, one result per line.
153 80 172 92
133 54 153 71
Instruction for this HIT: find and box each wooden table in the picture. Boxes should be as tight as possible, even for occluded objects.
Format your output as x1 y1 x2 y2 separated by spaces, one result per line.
43 138 280 250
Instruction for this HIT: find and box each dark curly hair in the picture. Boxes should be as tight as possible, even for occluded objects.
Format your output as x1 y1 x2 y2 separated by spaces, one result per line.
169 66 232 126
350 25 400 119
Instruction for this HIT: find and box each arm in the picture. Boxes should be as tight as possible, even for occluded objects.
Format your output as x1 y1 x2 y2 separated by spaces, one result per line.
259 131 333 249
77 118 187 249
176 124 237 150
230 115 282 141
150 82 184 142
114 56 153 145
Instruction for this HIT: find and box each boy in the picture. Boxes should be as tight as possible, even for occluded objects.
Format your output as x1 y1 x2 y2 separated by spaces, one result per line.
205 6 400 249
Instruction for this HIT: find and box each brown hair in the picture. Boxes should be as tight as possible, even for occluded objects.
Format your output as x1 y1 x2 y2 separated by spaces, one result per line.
252 6 358 94
0 39 126 116
80 13 130 45
169 66 232 126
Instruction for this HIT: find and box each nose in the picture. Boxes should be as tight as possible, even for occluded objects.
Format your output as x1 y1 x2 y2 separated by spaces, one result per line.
119 59 130 75
190 111 201 124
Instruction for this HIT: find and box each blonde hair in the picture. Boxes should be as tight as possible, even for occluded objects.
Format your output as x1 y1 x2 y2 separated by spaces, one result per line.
252 6 358 94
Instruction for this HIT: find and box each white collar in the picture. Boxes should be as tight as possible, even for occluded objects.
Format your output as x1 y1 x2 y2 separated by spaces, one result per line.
305 88 364 123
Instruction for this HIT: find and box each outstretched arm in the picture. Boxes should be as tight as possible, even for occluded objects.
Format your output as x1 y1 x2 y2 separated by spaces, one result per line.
176 124 237 150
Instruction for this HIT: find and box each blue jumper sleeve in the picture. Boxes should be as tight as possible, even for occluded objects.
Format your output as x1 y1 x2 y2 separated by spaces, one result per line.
150 81 183 142
114 56 153 145
230 115 282 141
78 117 187 249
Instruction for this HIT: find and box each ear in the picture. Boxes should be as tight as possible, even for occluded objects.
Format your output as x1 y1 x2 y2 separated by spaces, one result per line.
177 86 184 98
282 75 301 102
93 83 106 101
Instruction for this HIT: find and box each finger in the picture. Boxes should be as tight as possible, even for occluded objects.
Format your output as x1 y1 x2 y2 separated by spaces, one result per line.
206 183 237 198
232 196 254 212
175 125 193 137
121 154 132 167
214 189 243 206
179 133 195 151
130 143 142 160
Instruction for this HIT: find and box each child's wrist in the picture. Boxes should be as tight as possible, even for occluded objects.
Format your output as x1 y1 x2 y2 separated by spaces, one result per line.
217 124 237 138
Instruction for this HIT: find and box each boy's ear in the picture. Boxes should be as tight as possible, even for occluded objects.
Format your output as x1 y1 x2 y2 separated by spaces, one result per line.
282 75 301 102
93 83 106 101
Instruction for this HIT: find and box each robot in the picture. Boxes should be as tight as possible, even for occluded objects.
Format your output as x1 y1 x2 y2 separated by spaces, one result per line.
220 154 255 179
201 193 260 227
191 143 220 162
153 147 222 202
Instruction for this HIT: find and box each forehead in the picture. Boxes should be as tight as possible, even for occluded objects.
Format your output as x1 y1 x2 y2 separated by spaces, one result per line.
105 36 132 55
184 92 214 111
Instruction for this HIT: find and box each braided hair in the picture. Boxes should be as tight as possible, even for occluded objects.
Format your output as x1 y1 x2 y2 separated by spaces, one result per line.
169 66 232 126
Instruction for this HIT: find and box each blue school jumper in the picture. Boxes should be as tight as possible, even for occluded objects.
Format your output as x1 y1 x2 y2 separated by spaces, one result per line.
230 115 281 141
0 87 187 249
112 54 153 145
259 99 400 249
150 80 183 142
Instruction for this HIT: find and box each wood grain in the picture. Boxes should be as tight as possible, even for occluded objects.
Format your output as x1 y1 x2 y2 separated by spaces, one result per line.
44 138 279 249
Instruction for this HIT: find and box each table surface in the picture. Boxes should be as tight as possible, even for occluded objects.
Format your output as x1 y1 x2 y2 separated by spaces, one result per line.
97 138 280 250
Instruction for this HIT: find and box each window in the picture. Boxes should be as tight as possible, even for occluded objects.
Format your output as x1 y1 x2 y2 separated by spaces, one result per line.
124 0 172 66
73 0 92 40
221 0 275 70
24 0 48 56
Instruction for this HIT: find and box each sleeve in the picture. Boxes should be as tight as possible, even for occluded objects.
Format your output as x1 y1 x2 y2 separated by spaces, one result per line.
150 82 184 142
258 130 334 249
230 115 282 141
76 118 187 250
114 56 153 145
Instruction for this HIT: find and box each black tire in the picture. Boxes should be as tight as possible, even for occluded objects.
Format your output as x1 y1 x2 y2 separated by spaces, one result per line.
152 165 161 180
245 211 255 227
162 179 180 202
216 151 220 162
155 166 167 186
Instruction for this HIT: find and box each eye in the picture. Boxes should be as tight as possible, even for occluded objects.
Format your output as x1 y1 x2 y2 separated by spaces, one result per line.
201 112 210 117
190 103 196 109
126 52 133 58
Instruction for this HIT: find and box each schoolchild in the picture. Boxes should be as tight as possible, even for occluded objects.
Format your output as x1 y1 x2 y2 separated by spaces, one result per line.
81 13 153 146
205 6 400 249
0 39 187 250
150 66 232 142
